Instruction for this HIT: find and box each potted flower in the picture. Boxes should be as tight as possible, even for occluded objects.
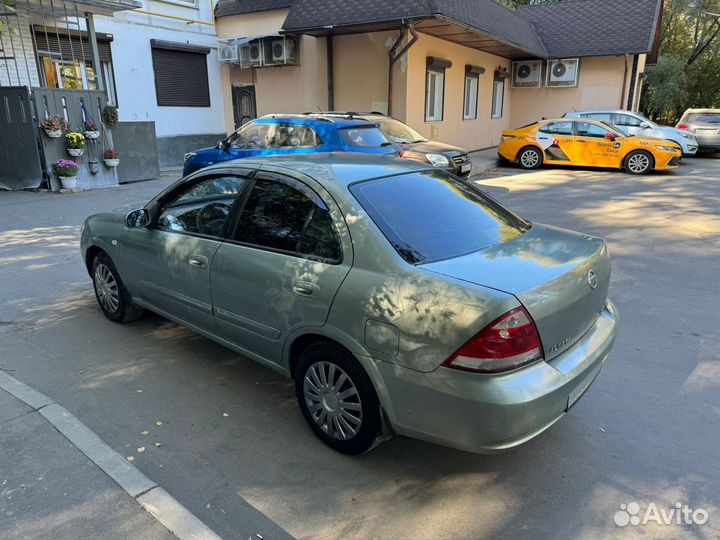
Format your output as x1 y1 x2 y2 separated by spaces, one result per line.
66 132 86 157
102 105 119 128
84 121 100 139
103 148 120 167
39 115 69 138
52 159 79 189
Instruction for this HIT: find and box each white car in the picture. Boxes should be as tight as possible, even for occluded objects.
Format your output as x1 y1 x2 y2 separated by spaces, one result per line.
565 110 698 156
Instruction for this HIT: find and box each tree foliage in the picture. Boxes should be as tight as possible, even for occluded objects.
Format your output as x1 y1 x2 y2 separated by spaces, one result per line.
641 0 720 122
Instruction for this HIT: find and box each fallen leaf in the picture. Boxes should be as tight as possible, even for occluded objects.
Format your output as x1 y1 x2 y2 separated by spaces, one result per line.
598 427 606 433
155 421 163 426
137 447 146 453
222 412 229 417
137 389 144 393
141 430 150 435
154 442 161 447
126 456 134 462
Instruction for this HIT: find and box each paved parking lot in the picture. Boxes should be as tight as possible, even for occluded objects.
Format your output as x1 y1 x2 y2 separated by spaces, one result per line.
1 157 719 540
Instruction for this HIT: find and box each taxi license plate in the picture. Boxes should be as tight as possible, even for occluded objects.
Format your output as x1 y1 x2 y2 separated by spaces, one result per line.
461 163 471 174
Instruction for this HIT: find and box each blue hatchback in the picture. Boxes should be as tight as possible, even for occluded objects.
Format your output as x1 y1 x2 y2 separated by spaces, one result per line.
182 115 399 176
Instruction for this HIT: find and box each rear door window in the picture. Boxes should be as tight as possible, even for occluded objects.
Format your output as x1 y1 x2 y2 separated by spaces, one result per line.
540 122 573 135
350 171 529 265
232 178 342 262
339 126 390 148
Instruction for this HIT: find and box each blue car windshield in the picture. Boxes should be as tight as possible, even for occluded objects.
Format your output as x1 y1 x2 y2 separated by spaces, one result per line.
351 171 530 265
339 126 391 148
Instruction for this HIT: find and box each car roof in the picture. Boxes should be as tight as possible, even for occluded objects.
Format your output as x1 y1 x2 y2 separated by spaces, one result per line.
256 114 378 128
682 108 720 114
201 152 433 188
566 109 639 115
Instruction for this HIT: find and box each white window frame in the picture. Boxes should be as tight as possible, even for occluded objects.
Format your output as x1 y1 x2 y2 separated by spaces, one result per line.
491 77 505 119
425 69 445 122
463 74 479 120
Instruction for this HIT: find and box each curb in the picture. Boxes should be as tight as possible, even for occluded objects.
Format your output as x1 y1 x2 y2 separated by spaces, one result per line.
0 371 223 540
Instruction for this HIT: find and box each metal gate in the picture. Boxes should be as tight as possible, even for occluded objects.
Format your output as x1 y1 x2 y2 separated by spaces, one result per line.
0 86 43 190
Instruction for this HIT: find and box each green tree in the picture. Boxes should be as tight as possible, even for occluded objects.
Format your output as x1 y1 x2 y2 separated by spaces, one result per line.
641 0 720 121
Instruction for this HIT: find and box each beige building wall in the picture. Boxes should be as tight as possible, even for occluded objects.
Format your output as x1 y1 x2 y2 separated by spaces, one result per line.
510 55 636 126
217 9 328 132
404 33 512 151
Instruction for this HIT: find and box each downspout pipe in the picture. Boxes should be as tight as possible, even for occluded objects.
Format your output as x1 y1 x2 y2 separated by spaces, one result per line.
620 54 629 109
388 23 418 116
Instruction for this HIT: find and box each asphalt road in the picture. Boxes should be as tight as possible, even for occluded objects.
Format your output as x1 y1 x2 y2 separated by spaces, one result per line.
1 157 719 540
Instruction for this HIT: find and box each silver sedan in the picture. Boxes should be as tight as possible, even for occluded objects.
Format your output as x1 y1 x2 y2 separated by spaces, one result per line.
80 154 618 455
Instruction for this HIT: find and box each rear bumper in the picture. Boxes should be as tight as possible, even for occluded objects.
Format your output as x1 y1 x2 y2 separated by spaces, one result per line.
378 301 619 453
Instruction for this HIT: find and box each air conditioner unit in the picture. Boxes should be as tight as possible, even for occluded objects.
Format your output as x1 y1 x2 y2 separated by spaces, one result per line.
512 59 542 88
218 41 239 64
267 36 298 64
240 41 263 67
547 58 579 87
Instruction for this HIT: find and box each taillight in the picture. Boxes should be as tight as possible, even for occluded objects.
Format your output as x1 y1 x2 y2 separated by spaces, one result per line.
677 123 694 131
443 307 544 374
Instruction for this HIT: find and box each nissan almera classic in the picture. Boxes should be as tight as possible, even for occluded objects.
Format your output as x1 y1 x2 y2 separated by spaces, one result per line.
81 153 618 455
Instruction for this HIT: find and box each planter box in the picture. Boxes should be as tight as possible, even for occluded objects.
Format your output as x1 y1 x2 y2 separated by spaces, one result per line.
67 148 84 157
85 131 100 139
104 158 120 167
44 129 62 138
59 176 78 189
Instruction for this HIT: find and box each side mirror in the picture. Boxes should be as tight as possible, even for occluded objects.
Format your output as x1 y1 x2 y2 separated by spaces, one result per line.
216 139 229 151
639 121 650 129
604 133 616 142
126 208 150 228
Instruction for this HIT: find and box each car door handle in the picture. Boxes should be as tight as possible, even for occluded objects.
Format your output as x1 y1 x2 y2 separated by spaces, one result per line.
188 255 208 268
577 140 587 143
292 281 316 296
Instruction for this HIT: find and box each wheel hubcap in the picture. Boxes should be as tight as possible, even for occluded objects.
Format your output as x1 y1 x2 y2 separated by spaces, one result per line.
521 150 539 168
628 154 650 173
303 361 362 440
94 263 119 313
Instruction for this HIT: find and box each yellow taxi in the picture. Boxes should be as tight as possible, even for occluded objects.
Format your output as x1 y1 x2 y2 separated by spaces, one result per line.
498 118 682 175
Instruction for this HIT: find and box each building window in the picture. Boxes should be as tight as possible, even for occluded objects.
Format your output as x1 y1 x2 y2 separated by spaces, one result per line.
463 75 478 120
425 57 451 123
492 76 505 119
151 40 211 107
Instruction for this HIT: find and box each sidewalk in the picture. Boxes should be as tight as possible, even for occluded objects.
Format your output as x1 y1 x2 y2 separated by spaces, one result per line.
468 146 500 176
0 373 222 540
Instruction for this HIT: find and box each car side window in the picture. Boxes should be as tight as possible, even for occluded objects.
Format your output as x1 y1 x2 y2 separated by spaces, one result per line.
268 124 322 148
232 123 272 149
540 122 573 136
586 113 613 123
233 179 341 262
576 122 612 138
612 114 644 127
157 176 247 238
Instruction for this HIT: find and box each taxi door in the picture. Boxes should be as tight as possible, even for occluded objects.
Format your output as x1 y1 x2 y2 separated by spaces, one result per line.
572 121 623 167
535 121 575 164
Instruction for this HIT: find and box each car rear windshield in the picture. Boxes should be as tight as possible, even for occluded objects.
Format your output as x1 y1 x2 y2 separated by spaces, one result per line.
339 126 390 148
350 171 530 265
686 113 720 124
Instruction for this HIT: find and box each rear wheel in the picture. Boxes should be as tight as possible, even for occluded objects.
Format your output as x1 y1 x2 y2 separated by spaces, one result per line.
295 342 381 455
92 252 143 323
623 150 654 175
517 146 543 170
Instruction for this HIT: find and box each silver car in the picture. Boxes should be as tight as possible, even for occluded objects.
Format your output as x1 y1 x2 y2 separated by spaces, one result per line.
565 109 698 156
80 154 618 455
676 109 720 153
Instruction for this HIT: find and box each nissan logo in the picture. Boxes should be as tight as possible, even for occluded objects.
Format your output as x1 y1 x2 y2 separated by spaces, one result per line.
587 269 598 289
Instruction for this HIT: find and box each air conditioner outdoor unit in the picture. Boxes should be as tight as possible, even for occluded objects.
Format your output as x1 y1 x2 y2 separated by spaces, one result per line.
547 58 579 87
512 59 542 87
218 41 239 64
240 41 264 67
267 36 298 64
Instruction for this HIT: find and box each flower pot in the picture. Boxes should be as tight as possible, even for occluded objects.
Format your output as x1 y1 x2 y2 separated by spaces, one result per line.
88 161 100 174
45 129 62 138
104 158 120 168
67 148 84 157
59 176 78 189
84 130 100 139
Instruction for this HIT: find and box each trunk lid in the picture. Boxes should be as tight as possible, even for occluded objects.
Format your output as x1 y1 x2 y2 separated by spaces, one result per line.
423 224 611 361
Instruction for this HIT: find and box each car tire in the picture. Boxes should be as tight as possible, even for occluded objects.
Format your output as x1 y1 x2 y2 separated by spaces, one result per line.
91 251 144 323
623 150 654 175
295 342 381 455
517 146 543 170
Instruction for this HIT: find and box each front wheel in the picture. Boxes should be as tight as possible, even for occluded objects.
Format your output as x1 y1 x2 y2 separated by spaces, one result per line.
517 146 543 170
92 252 144 323
623 150 654 175
295 342 381 455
